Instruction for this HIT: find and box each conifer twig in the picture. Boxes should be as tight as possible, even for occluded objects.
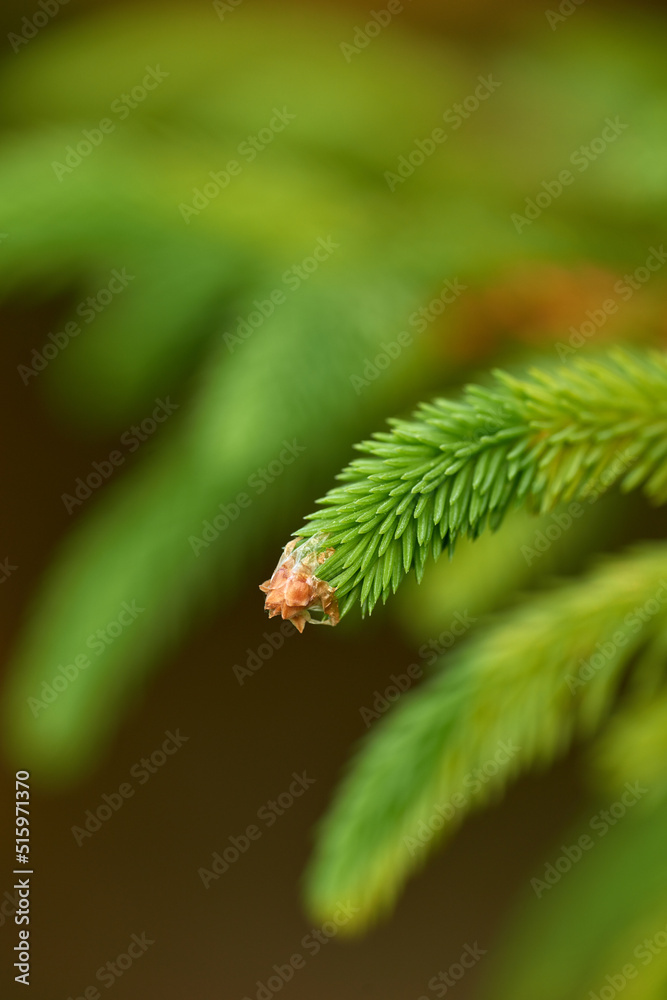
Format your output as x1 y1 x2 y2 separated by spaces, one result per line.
305 544 667 930
262 349 667 627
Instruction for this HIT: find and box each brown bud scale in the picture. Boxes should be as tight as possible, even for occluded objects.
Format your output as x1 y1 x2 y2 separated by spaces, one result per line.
259 535 339 633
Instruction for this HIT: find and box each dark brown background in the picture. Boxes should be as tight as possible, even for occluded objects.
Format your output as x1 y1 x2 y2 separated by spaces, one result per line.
0 301 586 998
0 1 642 997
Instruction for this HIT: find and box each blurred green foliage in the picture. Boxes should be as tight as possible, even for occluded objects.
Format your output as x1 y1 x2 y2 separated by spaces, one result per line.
2 3 667 994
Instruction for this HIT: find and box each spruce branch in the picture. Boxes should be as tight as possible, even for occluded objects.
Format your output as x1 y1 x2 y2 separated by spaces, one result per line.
480 797 667 1000
264 349 667 625
304 545 667 931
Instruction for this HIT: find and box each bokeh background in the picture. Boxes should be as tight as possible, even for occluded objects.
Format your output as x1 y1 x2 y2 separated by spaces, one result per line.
1 0 667 996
